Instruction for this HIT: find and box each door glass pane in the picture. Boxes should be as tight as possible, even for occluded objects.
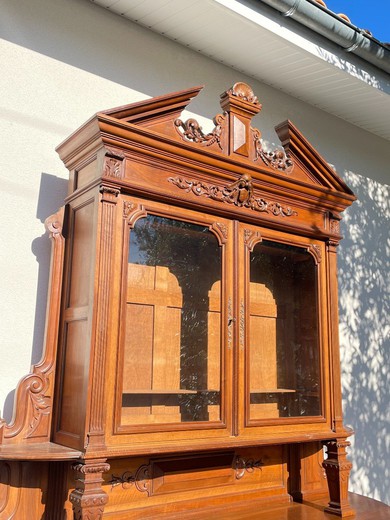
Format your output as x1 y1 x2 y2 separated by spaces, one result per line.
121 215 222 426
248 240 321 420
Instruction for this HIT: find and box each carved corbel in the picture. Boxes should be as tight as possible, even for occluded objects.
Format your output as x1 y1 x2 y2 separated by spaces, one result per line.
70 460 110 520
322 440 355 517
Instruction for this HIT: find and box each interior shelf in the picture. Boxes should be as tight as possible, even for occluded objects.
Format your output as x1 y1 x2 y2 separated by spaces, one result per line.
250 389 296 394
123 389 220 394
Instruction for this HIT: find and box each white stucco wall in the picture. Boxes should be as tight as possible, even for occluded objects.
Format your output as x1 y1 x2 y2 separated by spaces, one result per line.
0 0 388 505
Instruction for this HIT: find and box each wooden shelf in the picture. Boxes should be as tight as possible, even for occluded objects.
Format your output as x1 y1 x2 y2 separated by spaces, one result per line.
123 389 219 394
0 442 82 461
250 389 296 393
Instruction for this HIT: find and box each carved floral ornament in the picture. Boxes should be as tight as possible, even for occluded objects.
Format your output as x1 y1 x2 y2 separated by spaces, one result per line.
168 174 297 218
174 82 294 174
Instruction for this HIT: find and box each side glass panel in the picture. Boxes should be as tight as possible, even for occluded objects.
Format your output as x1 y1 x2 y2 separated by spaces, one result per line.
121 215 222 426
248 240 321 420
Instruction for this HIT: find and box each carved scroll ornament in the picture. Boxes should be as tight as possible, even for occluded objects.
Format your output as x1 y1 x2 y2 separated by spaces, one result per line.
174 114 225 149
253 129 294 173
168 174 297 218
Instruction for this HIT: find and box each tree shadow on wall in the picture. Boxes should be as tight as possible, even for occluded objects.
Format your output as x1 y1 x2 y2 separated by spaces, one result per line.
338 171 389 504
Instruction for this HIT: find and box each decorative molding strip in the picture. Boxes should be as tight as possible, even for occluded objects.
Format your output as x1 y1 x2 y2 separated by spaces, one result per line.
253 129 294 173
174 114 225 149
239 300 245 351
168 174 297 218
227 296 233 350
235 457 264 480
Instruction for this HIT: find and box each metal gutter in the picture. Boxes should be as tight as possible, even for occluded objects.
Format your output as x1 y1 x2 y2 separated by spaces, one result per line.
258 0 390 74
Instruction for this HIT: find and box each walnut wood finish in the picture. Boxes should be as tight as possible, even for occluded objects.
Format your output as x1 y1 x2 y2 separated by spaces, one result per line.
0 83 362 519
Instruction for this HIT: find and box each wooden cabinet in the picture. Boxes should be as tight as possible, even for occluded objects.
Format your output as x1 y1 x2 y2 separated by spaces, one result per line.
0 83 357 518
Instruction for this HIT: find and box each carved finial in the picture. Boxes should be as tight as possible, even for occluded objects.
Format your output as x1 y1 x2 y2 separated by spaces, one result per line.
225 82 260 106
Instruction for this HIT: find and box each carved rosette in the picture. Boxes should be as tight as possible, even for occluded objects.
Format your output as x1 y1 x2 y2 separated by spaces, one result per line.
168 174 297 218
70 461 110 520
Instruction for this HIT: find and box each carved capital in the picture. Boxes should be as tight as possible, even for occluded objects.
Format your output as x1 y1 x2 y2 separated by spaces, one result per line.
100 185 120 203
70 460 110 520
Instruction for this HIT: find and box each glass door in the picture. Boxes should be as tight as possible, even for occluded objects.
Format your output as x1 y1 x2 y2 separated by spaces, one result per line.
117 201 232 435
238 225 327 434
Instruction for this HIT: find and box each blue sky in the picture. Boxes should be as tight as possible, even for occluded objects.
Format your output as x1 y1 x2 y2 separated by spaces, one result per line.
324 0 390 42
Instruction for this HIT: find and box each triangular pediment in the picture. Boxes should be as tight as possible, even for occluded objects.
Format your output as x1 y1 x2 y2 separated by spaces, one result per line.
98 83 354 199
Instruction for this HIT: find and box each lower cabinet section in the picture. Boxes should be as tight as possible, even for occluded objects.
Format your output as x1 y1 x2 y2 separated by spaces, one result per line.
99 446 290 519
0 443 330 519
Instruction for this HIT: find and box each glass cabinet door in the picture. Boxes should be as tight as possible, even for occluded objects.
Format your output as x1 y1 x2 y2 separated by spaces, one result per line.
119 212 228 429
242 230 323 425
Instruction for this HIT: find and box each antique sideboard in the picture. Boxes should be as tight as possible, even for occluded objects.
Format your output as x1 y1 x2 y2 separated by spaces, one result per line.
0 83 356 519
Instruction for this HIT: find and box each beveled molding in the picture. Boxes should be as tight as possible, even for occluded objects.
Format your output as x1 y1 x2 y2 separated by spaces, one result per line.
0 208 65 444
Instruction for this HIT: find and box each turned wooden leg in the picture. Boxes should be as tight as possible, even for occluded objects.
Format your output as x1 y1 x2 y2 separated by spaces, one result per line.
322 440 355 517
69 459 110 520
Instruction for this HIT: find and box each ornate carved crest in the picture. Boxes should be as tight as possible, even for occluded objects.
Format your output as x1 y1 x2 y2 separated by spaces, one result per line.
168 174 297 218
174 114 225 149
174 82 294 173
226 82 260 105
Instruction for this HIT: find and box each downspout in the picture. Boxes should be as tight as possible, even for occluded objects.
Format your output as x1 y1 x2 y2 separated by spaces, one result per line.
259 0 390 74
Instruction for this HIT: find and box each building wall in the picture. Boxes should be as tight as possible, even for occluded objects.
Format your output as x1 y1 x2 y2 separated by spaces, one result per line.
1 0 389 504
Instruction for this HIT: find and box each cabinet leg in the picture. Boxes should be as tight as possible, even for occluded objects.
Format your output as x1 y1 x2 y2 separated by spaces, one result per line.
322 440 355 517
69 459 110 520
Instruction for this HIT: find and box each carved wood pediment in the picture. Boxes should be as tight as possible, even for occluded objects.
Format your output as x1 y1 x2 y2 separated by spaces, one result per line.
94 83 354 198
